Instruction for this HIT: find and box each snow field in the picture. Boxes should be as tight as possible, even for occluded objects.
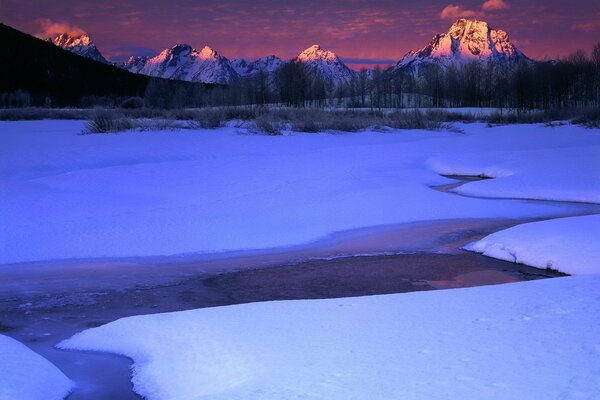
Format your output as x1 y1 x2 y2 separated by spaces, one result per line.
1 121 598 264
60 275 600 400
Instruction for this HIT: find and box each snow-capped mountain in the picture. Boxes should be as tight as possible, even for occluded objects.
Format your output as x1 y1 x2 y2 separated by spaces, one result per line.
122 44 239 84
231 58 249 76
295 45 357 87
395 19 527 71
122 56 149 73
232 56 285 78
49 33 108 63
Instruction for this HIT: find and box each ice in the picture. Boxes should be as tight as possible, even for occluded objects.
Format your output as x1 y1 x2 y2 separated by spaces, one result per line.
0 334 72 400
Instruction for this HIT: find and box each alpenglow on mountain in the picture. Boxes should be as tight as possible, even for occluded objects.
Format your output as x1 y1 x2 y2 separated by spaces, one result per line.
49 33 108 63
395 19 527 71
121 44 239 84
295 45 357 87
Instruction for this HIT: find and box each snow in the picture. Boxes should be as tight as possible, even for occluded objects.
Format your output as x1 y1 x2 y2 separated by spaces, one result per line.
59 274 600 400
126 44 239 84
396 18 525 71
296 45 357 86
50 32 108 64
464 214 600 274
0 334 72 400
1 121 598 264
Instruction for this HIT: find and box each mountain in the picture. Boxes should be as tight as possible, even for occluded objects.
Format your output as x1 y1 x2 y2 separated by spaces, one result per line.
49 33 108 63
0 24 147 105
122 56 149 73
231 58 249 76
295 45 357 87
122 44 239 84
233 55 285 77
0 23 210 106
395 19 527 71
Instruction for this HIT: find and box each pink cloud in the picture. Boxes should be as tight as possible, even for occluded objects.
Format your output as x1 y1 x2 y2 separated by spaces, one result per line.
482 0 510 11
571 20 600 32
35 18 86 39
440 4 482 20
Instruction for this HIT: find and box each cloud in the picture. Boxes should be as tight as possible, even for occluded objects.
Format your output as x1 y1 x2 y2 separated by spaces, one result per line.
440 5 482 20
571 21 600 32
440 0 509 20
35 19 86 39
482 0 510 11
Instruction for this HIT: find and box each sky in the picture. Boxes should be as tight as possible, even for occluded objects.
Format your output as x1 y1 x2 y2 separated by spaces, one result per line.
1 0 599 69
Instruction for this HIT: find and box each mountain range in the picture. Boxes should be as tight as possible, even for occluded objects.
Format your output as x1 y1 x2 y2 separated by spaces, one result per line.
50 18 530 85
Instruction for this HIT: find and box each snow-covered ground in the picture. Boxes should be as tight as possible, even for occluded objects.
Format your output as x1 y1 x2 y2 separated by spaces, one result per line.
59 275 600 400
0 335 72 400
1 121 598 264
465 214 600 275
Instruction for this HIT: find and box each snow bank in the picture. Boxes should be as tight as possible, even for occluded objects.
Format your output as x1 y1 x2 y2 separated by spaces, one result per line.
429 124 600 203
1 121 598 263
464 214 600 275
0 335 72 400
60 275 600 400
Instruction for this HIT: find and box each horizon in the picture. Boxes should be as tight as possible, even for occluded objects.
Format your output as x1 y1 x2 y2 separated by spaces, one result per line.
2 0 599 69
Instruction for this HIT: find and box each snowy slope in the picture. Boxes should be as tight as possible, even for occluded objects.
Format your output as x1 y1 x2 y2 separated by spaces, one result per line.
121 55 149 73
59 274 600 400
395 19 527 71
296 45 357 87
465 214 600 275
230 58 249 75
1 335 72 400
232 56 284 77
49 33 108 63
1 121 599 264
428 124 600 203
122 44 239 84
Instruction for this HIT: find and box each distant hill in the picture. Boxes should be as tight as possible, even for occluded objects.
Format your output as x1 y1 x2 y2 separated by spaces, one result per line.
0 23 209 106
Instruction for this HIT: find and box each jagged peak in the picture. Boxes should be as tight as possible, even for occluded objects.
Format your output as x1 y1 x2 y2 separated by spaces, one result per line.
297 44 338 62
198 45 218 59
51 32 93 47
396 18 525 69
232 58 248 66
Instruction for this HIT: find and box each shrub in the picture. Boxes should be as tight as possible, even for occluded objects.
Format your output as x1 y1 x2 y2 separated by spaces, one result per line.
224 106 259 120
83 110 134 134
290 111 322 132
253 114 284 135
572 108 600 128
190 109 225 129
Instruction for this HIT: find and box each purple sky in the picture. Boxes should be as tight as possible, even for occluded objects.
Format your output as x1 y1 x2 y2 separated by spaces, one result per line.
2 0 599 69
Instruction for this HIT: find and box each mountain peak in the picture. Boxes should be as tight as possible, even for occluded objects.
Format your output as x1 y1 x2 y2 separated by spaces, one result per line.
123 43 238 84
51 32 93 48
295 45 356 87
396 18 526 71
199 45 218 59
297 44 338 62
49 32 107 63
